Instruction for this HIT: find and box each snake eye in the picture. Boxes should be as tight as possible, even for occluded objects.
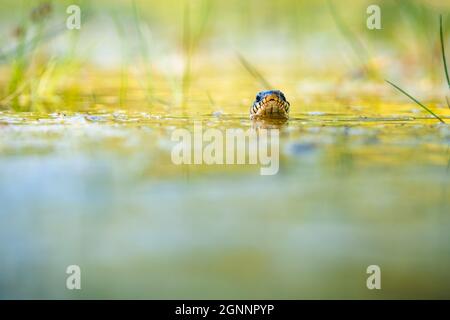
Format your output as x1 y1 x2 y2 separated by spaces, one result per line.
255 94 261 102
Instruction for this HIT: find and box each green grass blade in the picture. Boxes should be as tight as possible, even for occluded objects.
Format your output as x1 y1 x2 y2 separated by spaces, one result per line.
132 0 153 100
440 15 450 89
236 52 272 89
386 80 446 124
327 0 370 75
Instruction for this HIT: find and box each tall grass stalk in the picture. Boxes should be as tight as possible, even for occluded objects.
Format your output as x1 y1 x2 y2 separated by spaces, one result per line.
396 1 435 75
112 13 130 108
181 0 212 109
327 0 371 77
236 52 272 89
1 2 87 111
440 15 450 89
132 0 153 102
181 2 191 109
386 80 445 124
7 5 49 111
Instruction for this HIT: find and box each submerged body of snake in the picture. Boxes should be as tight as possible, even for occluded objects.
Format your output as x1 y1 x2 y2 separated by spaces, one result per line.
250 90 290 120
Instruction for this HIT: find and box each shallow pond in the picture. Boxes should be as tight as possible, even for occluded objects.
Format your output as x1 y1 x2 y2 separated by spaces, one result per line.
0 106 450 298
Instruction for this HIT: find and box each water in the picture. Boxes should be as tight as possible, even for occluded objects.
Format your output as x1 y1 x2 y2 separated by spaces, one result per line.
1 109 449 299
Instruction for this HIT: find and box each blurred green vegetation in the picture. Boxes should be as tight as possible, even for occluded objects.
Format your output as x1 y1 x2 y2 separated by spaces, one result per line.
0 0 449 112
1 0 450 300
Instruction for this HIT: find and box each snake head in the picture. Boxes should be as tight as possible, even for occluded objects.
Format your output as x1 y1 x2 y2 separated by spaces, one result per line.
250 90 290 120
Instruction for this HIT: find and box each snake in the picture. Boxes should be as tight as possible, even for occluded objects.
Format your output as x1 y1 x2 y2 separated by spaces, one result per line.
250 90 290 120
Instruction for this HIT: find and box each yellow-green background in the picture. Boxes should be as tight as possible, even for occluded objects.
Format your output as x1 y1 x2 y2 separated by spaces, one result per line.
0 0 450 299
